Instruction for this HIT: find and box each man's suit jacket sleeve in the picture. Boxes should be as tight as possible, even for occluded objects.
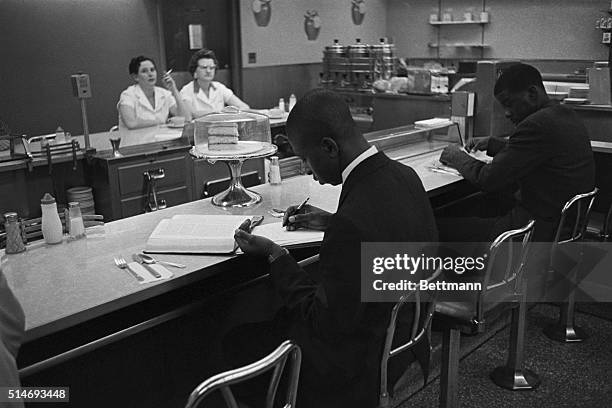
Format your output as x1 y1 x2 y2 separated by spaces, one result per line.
268 214 363 339
455 119 551 192
486 136 508 156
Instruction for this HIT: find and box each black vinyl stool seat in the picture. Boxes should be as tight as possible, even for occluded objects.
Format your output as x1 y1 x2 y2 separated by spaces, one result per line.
379 267 442 408
585 197 612 241
543 188 598 343
435 220 538 408
184 340 301 408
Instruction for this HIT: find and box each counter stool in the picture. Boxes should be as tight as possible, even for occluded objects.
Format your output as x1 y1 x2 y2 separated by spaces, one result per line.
379 267 442 408
543 188 598 343
435 220 537 408
585 198 611 241
184 340 301 408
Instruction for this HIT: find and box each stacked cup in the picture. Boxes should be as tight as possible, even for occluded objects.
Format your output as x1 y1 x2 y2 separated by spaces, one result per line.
66 186 95 215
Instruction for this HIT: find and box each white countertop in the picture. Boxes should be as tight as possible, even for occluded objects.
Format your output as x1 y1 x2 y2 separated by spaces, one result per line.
2 146 460 342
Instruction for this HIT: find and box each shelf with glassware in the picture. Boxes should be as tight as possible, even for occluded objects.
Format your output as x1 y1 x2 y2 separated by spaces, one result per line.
428 43 490 48
429 20 487 25
429 9 490 56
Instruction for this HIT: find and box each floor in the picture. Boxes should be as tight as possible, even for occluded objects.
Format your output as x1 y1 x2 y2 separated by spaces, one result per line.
395 303 612 408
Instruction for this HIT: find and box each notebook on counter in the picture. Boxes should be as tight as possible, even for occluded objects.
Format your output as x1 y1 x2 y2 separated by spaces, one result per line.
144 214 324 254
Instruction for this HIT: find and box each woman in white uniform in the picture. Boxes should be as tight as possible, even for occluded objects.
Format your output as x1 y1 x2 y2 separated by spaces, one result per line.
179 49 249 119
117 56 189 130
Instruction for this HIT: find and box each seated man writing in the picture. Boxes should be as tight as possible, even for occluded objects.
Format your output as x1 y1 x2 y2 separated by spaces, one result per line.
231 89 438 407
439 63 595 243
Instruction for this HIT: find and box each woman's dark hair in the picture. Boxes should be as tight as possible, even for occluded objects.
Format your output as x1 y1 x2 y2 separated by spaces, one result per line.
129 56 156 75
187 49 218 75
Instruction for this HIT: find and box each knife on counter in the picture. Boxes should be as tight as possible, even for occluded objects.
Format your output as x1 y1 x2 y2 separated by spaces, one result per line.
132 254 162 278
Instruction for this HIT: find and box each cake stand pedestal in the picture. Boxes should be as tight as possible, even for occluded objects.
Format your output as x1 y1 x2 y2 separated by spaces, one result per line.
190 142 277 207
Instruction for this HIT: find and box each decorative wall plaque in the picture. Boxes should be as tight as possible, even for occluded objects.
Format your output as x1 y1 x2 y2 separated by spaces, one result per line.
351 0 366 25
304 9 321 41
252 0 271 27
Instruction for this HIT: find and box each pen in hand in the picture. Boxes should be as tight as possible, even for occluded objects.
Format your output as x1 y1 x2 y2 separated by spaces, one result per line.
238 215 264 234
283 197 310 227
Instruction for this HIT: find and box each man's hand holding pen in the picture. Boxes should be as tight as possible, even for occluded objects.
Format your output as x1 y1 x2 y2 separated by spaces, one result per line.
465 136 489 153
283 203 332 231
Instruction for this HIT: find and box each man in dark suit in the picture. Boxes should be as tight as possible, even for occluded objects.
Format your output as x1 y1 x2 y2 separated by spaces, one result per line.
439 63 595 243
233 89 438 407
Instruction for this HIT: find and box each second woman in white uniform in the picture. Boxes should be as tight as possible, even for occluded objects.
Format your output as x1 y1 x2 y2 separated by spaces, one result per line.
179 49 249 119
117 56 189 130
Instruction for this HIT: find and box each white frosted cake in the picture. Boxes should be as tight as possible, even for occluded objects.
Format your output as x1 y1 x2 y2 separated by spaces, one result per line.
207 123 239 151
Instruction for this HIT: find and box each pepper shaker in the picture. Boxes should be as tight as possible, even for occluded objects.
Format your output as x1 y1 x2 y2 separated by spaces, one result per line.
4 212 26 254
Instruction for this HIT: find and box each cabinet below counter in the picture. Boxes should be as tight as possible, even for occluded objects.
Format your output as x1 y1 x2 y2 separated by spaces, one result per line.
89 142 194 221
567 103 612 143
0 126 268 221
334 90 451 132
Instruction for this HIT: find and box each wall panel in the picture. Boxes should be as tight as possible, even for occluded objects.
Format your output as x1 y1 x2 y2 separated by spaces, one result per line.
0 0 161 136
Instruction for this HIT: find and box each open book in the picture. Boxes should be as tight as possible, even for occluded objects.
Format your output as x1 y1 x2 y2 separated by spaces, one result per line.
145 214 324 254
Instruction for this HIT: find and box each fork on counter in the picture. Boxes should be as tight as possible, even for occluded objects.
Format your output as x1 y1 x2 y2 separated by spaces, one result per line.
114 256 144 282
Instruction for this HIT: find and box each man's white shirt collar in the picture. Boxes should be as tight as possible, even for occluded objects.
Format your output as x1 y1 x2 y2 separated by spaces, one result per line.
342 146 378 184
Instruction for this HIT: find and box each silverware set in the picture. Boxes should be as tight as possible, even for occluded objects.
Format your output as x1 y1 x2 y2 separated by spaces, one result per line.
113 256 144 282
138 253 185 268
113 253 185 282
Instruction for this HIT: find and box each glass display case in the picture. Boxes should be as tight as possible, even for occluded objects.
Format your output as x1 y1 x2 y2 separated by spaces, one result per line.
190 108 276 207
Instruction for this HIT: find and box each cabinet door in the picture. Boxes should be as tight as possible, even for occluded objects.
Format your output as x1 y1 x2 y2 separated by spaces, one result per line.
119 185 191 218
117 155 188 197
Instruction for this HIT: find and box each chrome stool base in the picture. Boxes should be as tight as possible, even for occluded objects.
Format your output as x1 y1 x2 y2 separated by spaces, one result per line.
543 323 588 343
490 366 541 390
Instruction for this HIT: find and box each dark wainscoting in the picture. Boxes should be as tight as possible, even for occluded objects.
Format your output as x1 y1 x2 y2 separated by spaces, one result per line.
241 63 323 109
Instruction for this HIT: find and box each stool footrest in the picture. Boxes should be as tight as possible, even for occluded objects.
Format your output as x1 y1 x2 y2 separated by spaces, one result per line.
543 322 588 343
490 366 541 390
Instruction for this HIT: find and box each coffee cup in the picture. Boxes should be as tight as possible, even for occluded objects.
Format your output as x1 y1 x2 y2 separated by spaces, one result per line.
169 116 185 127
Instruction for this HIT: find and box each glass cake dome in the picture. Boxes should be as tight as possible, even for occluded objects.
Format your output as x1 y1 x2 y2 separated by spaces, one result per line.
193 107 272 151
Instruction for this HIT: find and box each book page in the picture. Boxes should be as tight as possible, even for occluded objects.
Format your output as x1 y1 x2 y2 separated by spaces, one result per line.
146 215 249 254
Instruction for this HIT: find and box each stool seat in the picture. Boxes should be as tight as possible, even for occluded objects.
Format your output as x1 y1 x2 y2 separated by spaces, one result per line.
435 220 539 408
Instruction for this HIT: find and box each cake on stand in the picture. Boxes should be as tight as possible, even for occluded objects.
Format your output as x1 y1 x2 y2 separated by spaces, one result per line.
190 108 277 207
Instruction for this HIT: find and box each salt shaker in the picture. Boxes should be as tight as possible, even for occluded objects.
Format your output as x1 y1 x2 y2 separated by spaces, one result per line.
3 212 26 254
67 202 86 240
268 156 282 185
278 98 286 112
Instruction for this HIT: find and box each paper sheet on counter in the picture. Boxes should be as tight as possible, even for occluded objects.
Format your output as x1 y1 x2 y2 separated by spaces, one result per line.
250 222 324 248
